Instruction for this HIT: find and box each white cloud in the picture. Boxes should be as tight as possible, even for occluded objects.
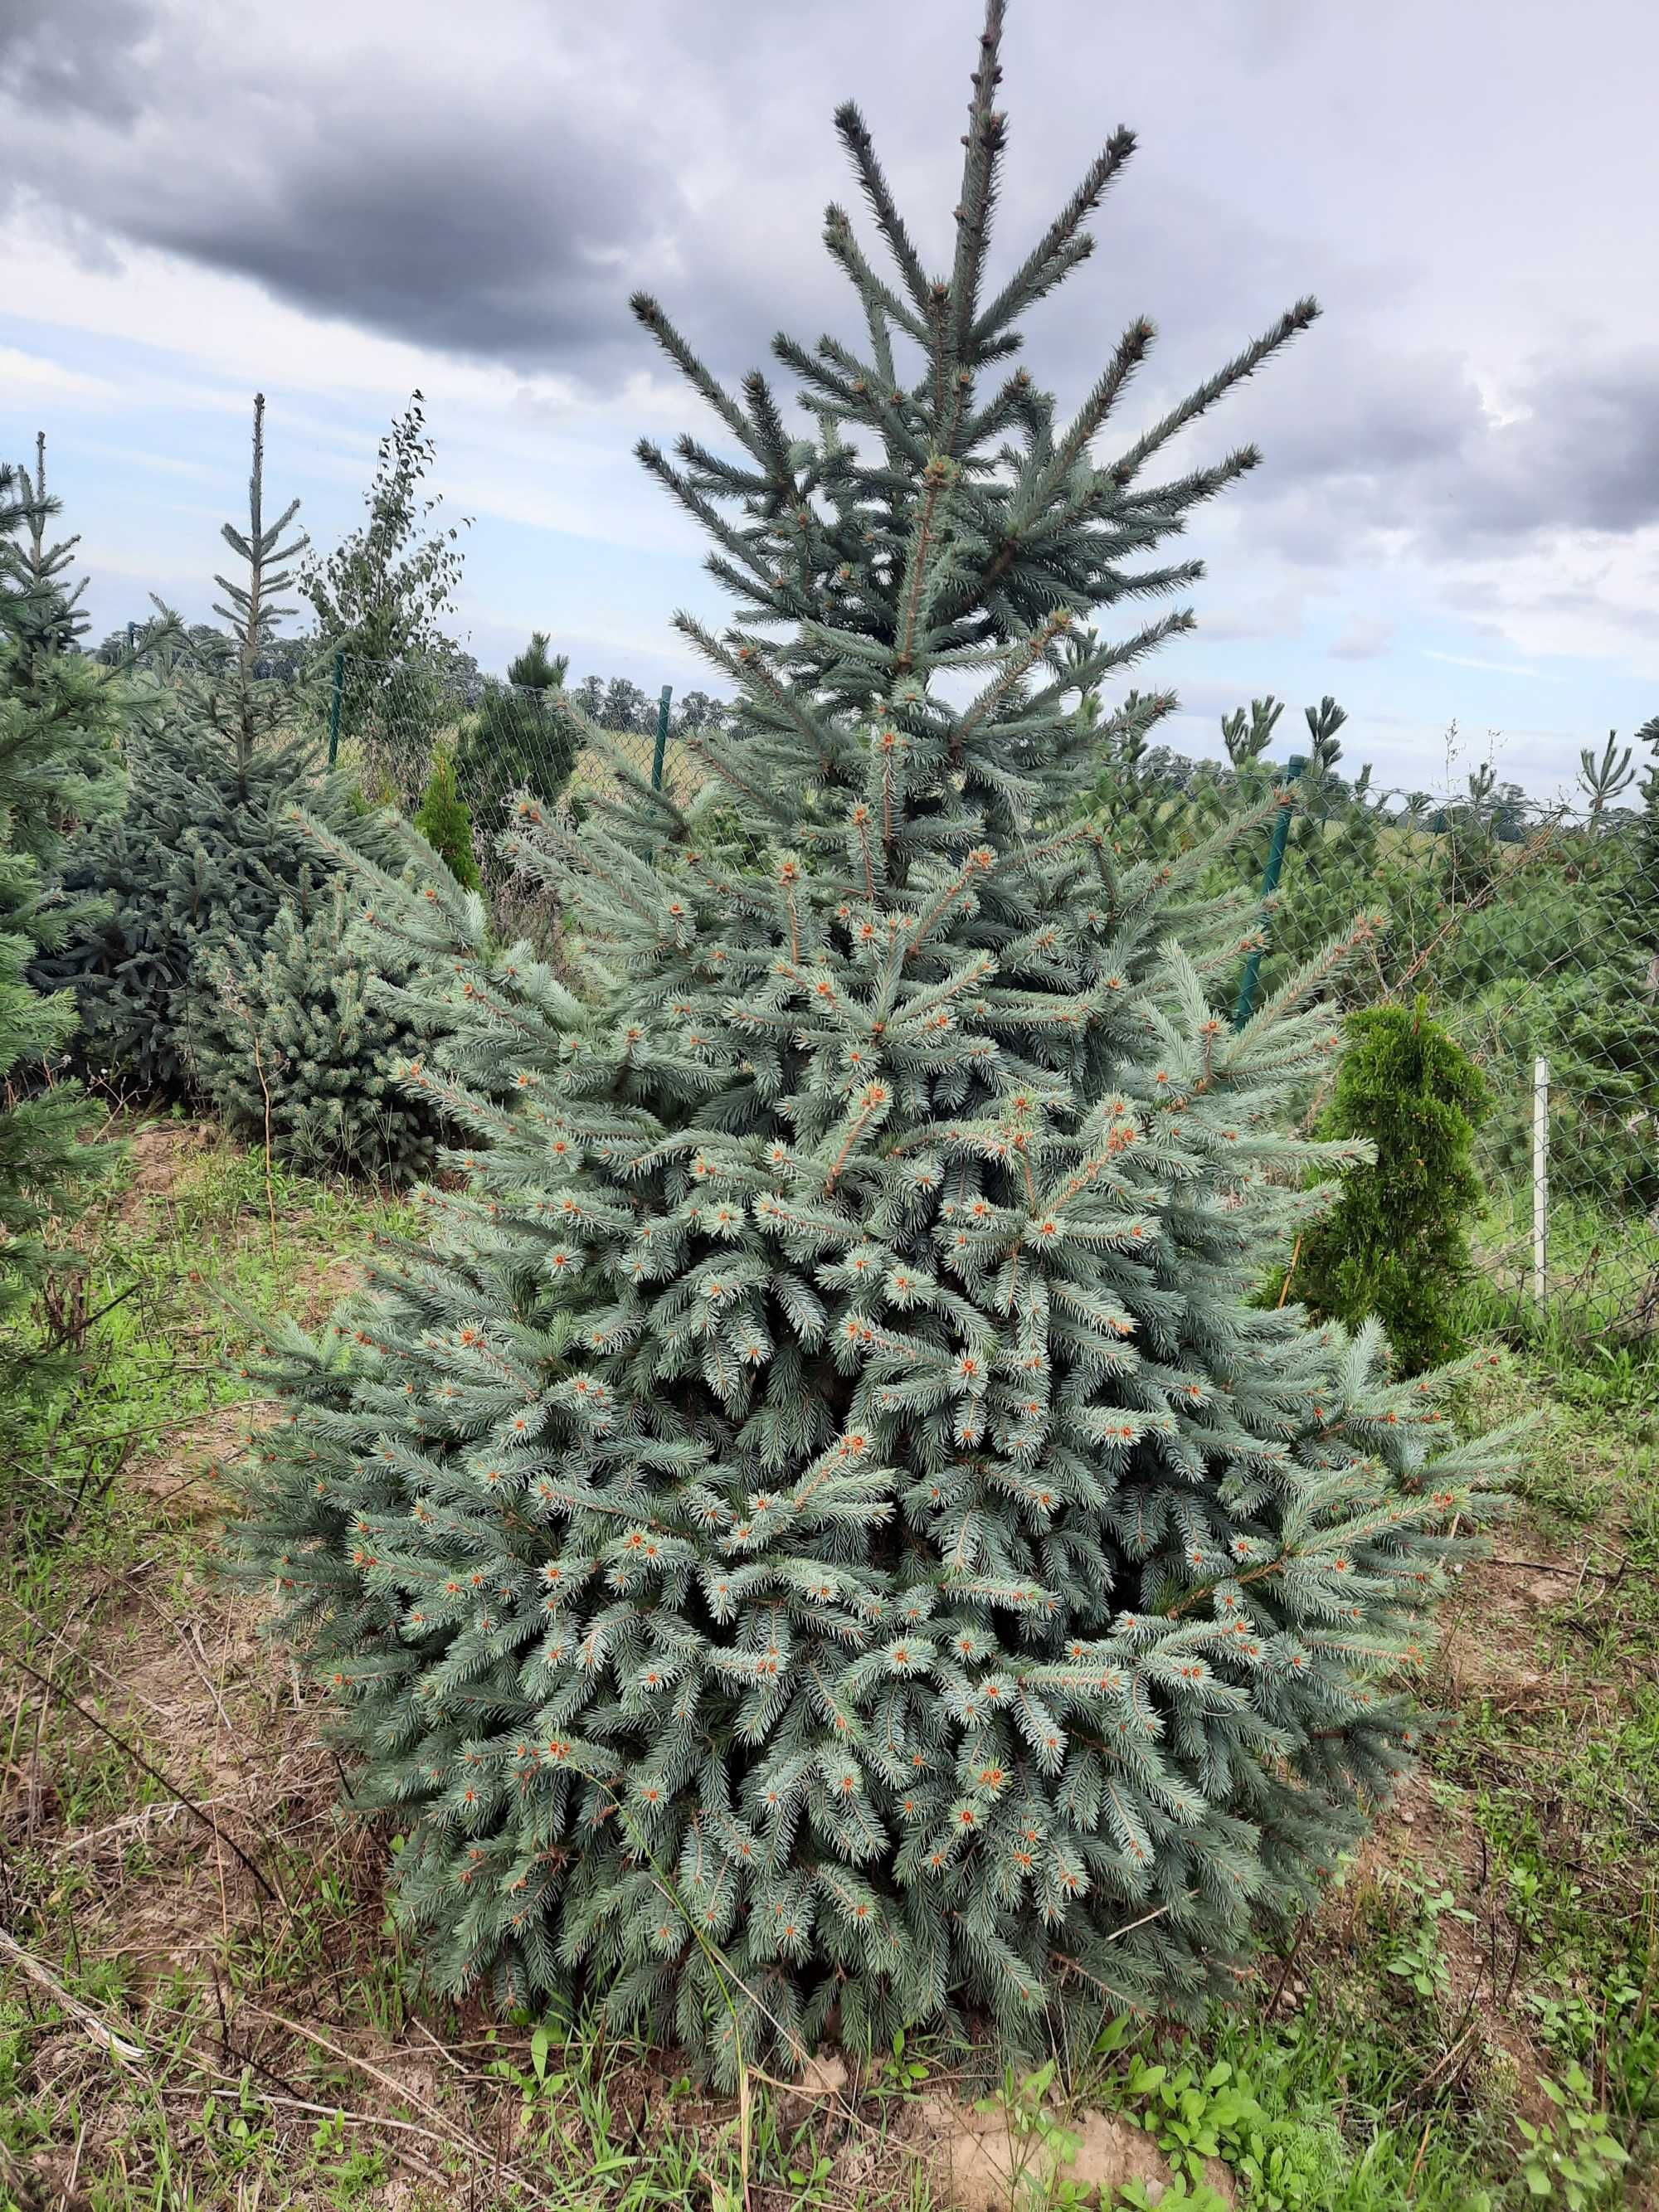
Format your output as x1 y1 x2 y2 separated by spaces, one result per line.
0 343 121 401
1438 527 1659 682
1330 615 1392 660
1423 649 1547 678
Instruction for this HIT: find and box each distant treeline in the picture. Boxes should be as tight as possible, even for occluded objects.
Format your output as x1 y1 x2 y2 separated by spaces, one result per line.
90 625 732 738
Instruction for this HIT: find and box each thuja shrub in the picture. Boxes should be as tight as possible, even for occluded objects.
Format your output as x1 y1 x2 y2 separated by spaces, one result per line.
233 6 1517 2086
1287 999 1489 1373
415 748 483 892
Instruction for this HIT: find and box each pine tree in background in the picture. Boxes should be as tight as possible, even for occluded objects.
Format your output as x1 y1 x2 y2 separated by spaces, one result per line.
0 443 126 1435
1238 697 1366 992
1219 694 1284 787
235 2 1516 2082
674 689 732 736
1283 1000 1488 1373
1080 689 1205 860
414 748 483 892
452 631 580 856
513 634 569 694
573 673 606 722
1456 725 1659 1221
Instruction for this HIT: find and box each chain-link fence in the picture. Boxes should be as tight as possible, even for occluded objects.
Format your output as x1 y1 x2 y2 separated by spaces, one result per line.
314 650 718 819
1096 751 1659 1345
308 649 735 937
280 652 1659 1348
1357 803 1657 1344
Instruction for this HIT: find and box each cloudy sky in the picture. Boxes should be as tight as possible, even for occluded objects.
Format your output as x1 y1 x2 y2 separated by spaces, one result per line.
3 0 1657 796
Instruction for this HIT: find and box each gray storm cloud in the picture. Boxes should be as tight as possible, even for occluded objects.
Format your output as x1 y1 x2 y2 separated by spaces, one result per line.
4 0 1659 585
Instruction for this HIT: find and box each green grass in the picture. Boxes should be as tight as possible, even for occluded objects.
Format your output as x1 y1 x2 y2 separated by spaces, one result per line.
3 1116 1657 2210
1459 1179 1659 1345
1437 1354 1659 2140
6 1116 411 1635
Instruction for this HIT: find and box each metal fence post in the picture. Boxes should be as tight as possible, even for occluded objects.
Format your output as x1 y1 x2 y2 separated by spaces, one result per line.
327 649 346 770
1532 1055 1550 1310
1233 754 1307 1030
652 684 674 794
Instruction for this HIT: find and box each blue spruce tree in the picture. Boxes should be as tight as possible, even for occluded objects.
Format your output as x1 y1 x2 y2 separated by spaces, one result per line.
42 394 330 1093
235 2 1519 2083
0 440 125 1445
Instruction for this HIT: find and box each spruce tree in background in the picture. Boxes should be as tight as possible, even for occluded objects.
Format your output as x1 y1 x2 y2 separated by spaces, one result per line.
2 434 90 666
1636 714 1659 917
1281 1000 1489 1373
196 882 456 1184
0 442 125 1434
46 401 460 1169
0 437 126 926
45 400 392 1095
236 2 1515 2080
46 399 315 1087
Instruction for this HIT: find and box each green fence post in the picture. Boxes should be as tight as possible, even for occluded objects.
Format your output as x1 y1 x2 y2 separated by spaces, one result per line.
651 684 673 793
1233 753 1307 1030
327 649 346 769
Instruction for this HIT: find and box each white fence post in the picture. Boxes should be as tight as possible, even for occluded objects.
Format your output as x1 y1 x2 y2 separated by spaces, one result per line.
1532 1055 1550 1310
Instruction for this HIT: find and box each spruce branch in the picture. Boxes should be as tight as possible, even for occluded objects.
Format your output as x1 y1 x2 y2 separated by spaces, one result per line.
630 294 752 445
821 203 928 352
833 100 936 318
973 126 1137 346
947 0 1010 367
1107 298 1321 489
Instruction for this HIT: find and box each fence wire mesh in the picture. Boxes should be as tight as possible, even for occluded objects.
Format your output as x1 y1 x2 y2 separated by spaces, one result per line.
316 651 730 818
295 654 1658 1347
1363 806 1657 1343
1087 749 1659 1344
